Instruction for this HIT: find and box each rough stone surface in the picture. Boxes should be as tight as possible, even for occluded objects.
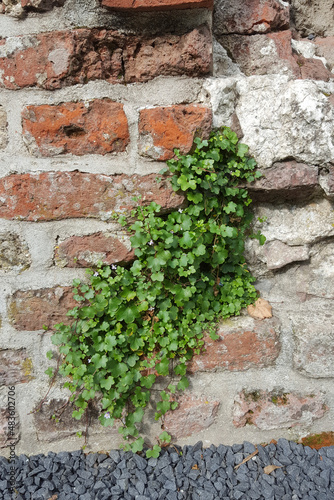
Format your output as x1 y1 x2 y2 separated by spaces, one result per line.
55 232 134 268
0 107 7 149
22 100 129 157
0 26 211 89
319 164 334 198
263 240 309 270
8 287 77 330
0 172 184 221
293 313 334 378
253 198 334 245
187 316 280 373
0 408 19 449
233 389 328 429
291 0 334 37
0 349 33 384
163 394 219 438
307 241 334 299
214 0 290 36
235 77 334 168
248 161 319 201
101 0 213 10
0 232 31 272
139 105 212 160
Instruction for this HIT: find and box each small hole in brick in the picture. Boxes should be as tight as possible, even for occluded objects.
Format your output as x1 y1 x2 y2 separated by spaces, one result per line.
62 125 86 137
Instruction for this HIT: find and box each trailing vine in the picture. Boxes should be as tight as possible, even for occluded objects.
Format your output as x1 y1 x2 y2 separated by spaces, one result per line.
46 127 264 457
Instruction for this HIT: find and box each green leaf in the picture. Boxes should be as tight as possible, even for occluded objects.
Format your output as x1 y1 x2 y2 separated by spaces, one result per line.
193 243 206 256
177 376 189 391
237 143 249 158
179 231 193 248
131 437 144 453
100 376 115 390
146 445 161 458
104 335 117 350
159 431 171 443
224 201 237 214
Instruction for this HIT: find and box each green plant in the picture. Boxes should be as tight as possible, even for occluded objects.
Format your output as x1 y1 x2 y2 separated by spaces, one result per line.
46 127 264 456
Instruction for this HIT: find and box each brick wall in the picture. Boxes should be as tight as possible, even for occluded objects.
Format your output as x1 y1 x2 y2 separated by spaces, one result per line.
0 0 334 455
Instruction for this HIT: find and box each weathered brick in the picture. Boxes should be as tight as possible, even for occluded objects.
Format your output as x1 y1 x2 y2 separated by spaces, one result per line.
0 172 184 222
0 349 33 384
0 106 7 149
249 161 319 201
214 0 290 36
124 25 212 83
0 408 20 449
301 431 334 450
0 26 211 89
163 394 219 439
187 316 280 373
218 31 300 78
22 100 129 157
139 105 212 160
233 389 327 430
218 30 333 80
33 398 107 443
293 315 334 378
101 0 213 10
0 232 31 271
8 287 77 330
55 232 135 268
315 36 334 72
297 56 334 81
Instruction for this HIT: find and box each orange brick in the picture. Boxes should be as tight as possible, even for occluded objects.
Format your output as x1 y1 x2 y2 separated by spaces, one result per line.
139 105 212 160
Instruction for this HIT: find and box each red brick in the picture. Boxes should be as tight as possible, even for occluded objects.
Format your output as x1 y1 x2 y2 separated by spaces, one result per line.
101 0 213 10
22 100 129 157
8 287 77 330
187 317 280 373
163 394 219 439
300 432 334 450
0 172 184 222
214 0 290 35
0 349 33 384
0 27 211 89
55 233 135 268
233 389 327 430
139 105 212 160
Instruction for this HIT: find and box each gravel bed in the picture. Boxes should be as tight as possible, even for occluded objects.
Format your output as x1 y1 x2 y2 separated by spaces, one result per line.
1 439 334 499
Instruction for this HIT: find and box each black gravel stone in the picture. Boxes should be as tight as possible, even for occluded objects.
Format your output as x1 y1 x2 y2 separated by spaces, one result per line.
1 441 334 499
